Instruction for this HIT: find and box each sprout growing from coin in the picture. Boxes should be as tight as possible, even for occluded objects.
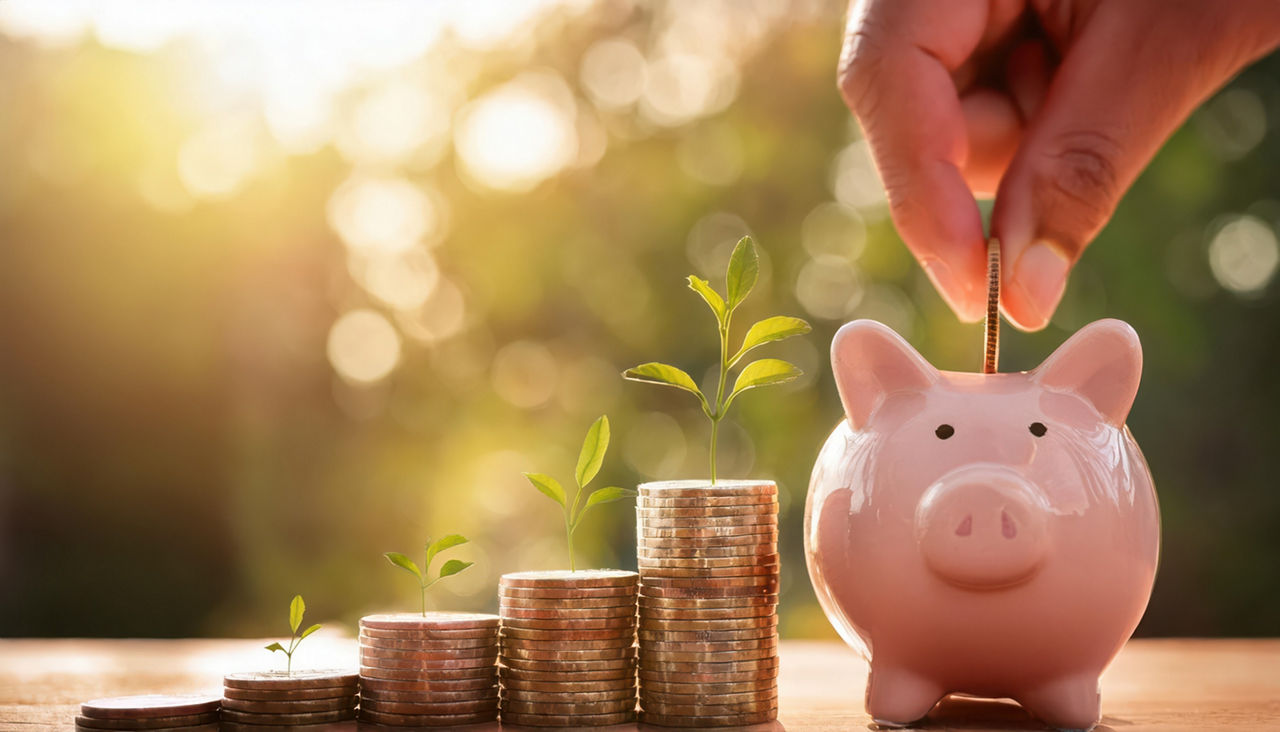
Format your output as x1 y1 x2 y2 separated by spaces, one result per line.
385 535 475 616
623 236 811 483
264 594 321 676
525 415 636 571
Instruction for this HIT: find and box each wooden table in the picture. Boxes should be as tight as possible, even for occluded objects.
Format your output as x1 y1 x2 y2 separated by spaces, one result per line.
2 638 1277 731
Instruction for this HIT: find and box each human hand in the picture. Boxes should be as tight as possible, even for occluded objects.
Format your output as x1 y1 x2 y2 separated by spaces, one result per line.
838 0 1280 329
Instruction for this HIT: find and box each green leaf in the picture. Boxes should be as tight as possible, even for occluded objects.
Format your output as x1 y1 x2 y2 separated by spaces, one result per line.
573 487 637 530
384 552 423 581
264 642 285 653
425 535 467 570
731 316 812 365
298 623 322 641
727 358 802 408
725 236 759 310
686 275 726 324
622 363 709 414
289 595 304 634
575 415 610 489
524 472 565 507
438 559 474 578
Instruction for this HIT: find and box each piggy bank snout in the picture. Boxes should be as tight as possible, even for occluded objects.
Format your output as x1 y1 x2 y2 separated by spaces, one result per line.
915 469 1049 590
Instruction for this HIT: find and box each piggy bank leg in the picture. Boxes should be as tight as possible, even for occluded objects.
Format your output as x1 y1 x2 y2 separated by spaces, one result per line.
864 665 943 727
1016 673 1102 731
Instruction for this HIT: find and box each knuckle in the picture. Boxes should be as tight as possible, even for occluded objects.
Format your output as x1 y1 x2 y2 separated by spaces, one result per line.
837 8 889 115
1034 131 1123 242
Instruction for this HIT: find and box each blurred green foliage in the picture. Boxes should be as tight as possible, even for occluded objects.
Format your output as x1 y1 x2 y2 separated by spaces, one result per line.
0 1 1276 639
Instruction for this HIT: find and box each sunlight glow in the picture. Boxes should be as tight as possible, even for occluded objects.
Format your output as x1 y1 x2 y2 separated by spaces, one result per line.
327 174 438 254
580 37 647 110
177 115 264 198
454 71 579 193
1208 215 1279 296
327 309 402 384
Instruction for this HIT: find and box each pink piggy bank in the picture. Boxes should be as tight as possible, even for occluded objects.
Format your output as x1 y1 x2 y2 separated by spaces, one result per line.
804 319 1159 731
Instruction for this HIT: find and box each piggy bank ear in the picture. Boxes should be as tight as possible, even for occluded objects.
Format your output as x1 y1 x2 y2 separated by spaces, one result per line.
831 320 937 430
1033 319 1143 426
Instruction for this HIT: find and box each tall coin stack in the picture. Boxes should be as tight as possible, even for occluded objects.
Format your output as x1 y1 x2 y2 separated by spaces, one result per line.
498 570 639 727
636 480 780 727
358 612 501 727
221 671 359 728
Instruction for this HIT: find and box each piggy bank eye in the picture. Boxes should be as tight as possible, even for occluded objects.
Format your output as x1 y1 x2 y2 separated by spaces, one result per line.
935 424 954 440
1029 422 1047 437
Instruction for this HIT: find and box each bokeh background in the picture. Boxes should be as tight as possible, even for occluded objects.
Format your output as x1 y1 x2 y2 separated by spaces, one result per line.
1 0 1277 640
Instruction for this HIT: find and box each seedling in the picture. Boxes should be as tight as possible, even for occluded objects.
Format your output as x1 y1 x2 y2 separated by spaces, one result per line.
525 415 636 571
264 594 321 676
385 535 474 616
623 236 811 483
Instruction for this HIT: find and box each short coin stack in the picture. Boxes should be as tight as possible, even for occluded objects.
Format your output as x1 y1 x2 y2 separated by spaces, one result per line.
221 671 358 728
637 479 780 727
76 695 220 731
358 612 501 727
498 569 639 727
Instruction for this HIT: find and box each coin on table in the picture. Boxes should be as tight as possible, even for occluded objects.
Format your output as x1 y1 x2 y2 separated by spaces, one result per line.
498 666 634 682
358 633 498 651
642 636 777 653
638 563 778 579
222 685 357 701
359 697 499 715
643 573 778 588
638 482 775 498
635 502 777 516
358 708 497 727
639 524 778 539
638 514 776 529
74 714 218 730
638 495 777 509
639 592 777 608
639 615 777 632
498 586 637 601
638 544 777 560
638 669 779 686
358 626 499 641
497 594 636 609
640 646 776 664
360 653 497 670
640 532 777 548
501 686 636 702
500 626 635 642
219 695 357 714
641 678 776 696
641 584 776 600
637 552 780 568
217 708 358 726
640 605 774 622
499 655 635 672
639 656 778 673
80 696 221 721
499 569 638 589
500 615 635 631
641 707 776 725
498 710 636 727
359 685 497 703
361 645 498 662
500 635 634 650
360 665 498 682
500 698 634 716
360 612 499 631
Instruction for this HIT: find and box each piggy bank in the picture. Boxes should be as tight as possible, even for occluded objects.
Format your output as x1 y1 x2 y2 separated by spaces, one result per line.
804 319 1158 731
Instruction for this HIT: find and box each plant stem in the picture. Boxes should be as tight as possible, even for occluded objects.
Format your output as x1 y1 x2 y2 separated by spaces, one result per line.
420 583 426 617
566 519 575 572
710 313 731 485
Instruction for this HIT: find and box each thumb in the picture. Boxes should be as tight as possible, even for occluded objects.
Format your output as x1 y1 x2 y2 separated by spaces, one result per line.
992 4 1280 331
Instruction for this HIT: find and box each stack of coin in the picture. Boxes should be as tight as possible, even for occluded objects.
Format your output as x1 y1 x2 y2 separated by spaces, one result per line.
221 671 358 728
358 612 500 727
498 570 639 727
637 480 780 727
76 695 220 731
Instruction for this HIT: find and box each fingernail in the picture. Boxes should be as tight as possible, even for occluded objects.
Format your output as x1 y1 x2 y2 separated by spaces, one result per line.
1012 239 1070 327
922 259 982 323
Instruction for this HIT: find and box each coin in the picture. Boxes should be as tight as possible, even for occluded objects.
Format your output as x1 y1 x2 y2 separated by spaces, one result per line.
635 503 776 517
74 714 217 730
360 612 499 631
643 697 778 715
638 514 776 529
638 668 779 685
80 696 222 720
643 573 777 587
358 625 499 641
501 687 636 702
359 674 498 693
641 708 776 725
361 645 498 662
499 569 638 589
640 605 774 622
636 553 780 569
638 656 777 673
641 584 777 600
501 645 636 662
359 697 499 715
361 656 497 672
219 695 357 713
500 656 635 673
638 480 775 497
638 627 776 643
639 532 776 547
642 688 777 706
500 626 634 642
500 676 634 693
638 495 777 508
641 678 776 695
497 594 635 609
642 637 777 653
498 710 636 727
984 236 1000 374
498 585 637 600
498 605 635 620
358 708 497 727
639 593 776 608
223 671 358 690
500 635 634 650
360 686 497 703
218 708 358 726
222 685 355 701
640 615 777 631
498 666 633 682
641 646 776 664
358 633 497 651
639 525 777 539
638 544 776 559
638 563 778 579
360 664 497 681
500 615 635 630
500 698 634 716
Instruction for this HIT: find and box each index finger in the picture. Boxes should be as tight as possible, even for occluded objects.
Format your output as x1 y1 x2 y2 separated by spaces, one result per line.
838 0 990 322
